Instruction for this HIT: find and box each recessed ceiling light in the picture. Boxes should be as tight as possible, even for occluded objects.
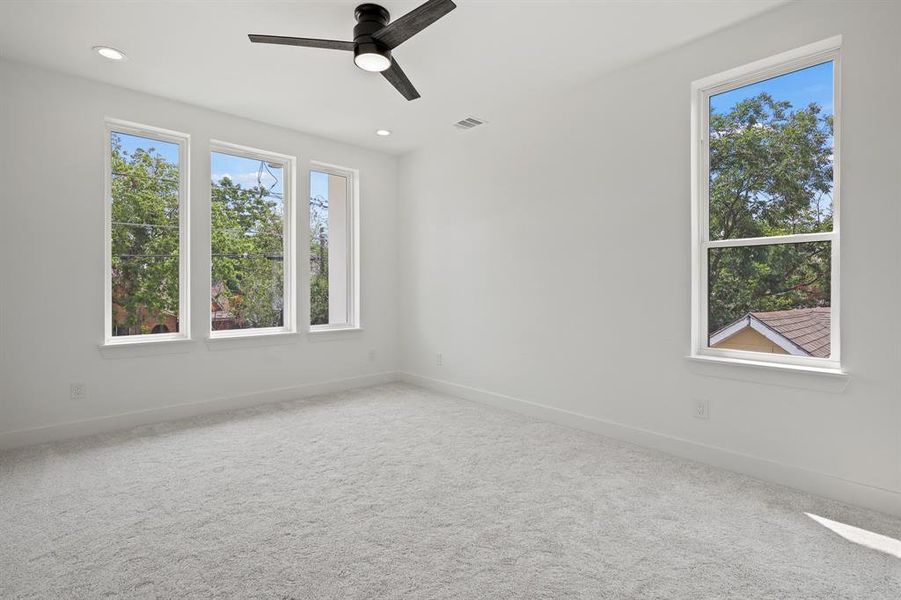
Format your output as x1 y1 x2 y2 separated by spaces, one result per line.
93 46 127 61
375 129 392 137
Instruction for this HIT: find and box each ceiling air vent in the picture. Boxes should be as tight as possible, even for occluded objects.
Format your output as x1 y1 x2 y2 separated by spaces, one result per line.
453 116 486 130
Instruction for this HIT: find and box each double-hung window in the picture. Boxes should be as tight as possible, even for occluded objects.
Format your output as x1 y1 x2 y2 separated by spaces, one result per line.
105 120 190 344
309 164 358 330
210 142 295 337
692 38 841 370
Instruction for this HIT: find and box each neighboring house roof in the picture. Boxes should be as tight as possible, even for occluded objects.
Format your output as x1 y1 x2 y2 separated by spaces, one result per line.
211 282 237 324
709 307 831 358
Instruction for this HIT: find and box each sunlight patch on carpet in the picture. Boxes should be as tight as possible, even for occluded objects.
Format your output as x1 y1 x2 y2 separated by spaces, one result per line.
807 512 901 559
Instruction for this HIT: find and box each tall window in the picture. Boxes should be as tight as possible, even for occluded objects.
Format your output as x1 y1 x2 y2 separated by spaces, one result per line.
310 165 357 330
692 39 840 369
105 120 189 343
210 142 295 336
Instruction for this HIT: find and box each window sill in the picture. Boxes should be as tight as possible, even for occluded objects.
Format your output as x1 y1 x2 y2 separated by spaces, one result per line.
206 330 300 350
99 337 195 359
685 354 849 393
307 326 363 341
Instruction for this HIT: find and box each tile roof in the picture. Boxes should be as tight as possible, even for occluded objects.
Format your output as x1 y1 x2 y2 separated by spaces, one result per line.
750 307 831 358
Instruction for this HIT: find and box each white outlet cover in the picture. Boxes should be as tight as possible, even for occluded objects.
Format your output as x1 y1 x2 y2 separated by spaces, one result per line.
70 383 86 400
694 398 710 420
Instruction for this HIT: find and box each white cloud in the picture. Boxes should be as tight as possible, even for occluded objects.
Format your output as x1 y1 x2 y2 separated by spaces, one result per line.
212 171 278 188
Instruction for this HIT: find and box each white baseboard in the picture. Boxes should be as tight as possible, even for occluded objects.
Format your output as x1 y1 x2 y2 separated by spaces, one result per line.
399 371 901 518
0 371 401 450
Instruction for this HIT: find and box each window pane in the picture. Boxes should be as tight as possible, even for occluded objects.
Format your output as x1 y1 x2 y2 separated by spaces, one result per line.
708 242 831 357
310 170 350 327
709 61 834 240
110 131 180 337
211 152 285 330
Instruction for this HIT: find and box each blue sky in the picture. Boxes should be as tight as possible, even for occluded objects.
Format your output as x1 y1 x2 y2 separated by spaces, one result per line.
115 141 329 204
710 60 833 116
113 132 180 164
211 151 284 198
113 135 291 201
310 170 329 200
310 171 330 230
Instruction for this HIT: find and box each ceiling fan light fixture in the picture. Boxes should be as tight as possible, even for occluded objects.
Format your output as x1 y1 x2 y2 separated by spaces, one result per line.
354 47 391 72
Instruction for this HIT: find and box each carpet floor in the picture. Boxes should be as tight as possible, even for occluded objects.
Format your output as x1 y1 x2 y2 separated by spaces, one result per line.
1 383 899 599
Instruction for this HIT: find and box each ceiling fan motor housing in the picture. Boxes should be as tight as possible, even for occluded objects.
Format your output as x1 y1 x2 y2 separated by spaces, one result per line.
353 3 392 64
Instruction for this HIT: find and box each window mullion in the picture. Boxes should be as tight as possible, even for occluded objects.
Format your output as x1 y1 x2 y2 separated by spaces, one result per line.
704 231 834 250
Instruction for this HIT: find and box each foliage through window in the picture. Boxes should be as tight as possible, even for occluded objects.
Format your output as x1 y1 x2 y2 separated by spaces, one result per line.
310 168 355 329
211 147 291 333
695 46 839 366
107 126 186 339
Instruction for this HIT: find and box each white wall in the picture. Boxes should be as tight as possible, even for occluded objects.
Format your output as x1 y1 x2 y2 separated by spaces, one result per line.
397 1 901 514
0 60 398 442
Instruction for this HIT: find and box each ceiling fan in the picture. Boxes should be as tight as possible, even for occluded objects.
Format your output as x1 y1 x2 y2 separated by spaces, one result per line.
248 0 457 101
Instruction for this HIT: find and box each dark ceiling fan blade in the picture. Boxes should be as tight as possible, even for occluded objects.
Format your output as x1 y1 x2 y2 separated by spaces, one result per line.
248 34 354 51
371 0 456 49
381 59 421 101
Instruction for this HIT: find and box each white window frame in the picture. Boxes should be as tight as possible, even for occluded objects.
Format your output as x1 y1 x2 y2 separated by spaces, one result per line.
690 37 842 371
209 140 297 339
308 162 360 332
104 119 191 346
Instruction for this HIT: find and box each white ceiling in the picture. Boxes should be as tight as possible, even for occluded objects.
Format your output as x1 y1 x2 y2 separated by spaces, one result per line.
0 1 784 154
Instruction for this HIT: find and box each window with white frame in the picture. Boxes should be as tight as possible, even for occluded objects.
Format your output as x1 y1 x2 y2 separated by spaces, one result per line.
692 39 840 369
210 142 295 336
309 164 358 330
105 120 189 343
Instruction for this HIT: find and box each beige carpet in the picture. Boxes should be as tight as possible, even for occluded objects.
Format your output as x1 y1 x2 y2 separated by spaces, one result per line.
1 383 899 599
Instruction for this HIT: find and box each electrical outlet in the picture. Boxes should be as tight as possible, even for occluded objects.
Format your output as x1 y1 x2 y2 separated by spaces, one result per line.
693 398 709 420
436 353 443 366
368 349 376 363
70 383 87 401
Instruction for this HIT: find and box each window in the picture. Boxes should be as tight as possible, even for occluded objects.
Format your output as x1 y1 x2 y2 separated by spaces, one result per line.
309 164 358 330
210 142 295 336
691 38 841 369
105 120 189 344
